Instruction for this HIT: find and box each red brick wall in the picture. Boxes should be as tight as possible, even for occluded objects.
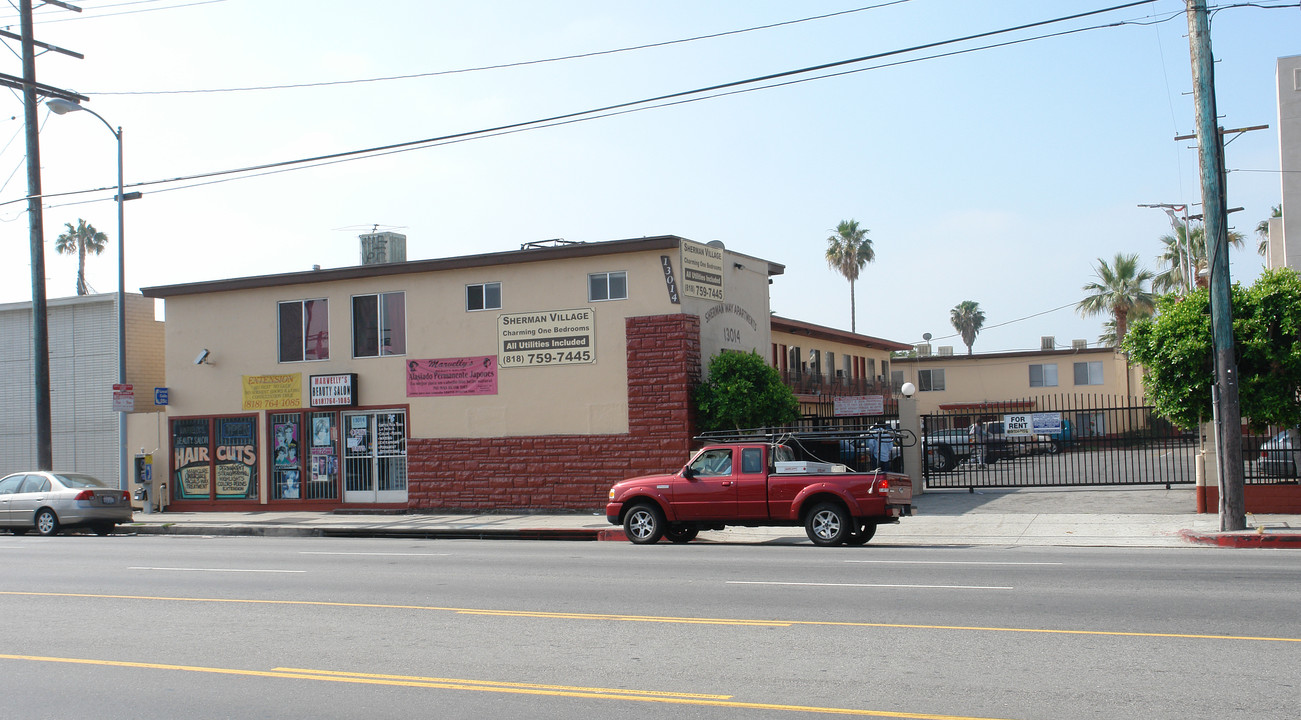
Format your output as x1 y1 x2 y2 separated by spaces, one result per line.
407 314 701 512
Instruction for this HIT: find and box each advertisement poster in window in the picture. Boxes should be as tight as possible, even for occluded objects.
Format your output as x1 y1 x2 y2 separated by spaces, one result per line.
172 418 211 499
310 414 337 482
346 415 370 455
215 417 258 498
376 413 406 455
273 422 299 467
407 356 498 396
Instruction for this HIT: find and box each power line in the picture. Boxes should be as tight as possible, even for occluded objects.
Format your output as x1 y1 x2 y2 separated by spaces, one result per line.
16 0 1158 209
85 1 917 95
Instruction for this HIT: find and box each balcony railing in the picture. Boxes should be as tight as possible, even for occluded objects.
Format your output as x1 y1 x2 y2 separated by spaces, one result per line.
780 370 896 398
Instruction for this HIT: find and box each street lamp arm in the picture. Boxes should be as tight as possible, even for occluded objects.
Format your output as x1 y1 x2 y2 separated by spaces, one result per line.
45 98 118 139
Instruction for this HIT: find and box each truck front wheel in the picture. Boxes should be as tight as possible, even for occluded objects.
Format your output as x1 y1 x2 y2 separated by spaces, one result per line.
623 503 666 544
805 502 851 546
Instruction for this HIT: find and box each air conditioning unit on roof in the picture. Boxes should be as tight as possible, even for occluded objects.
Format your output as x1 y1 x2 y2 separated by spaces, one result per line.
938 346 954 356
1040 336 1056 351
1072 339 1088 350
915 343 932 357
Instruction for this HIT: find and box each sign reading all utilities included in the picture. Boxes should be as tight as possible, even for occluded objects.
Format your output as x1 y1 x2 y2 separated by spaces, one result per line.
497 308 596 368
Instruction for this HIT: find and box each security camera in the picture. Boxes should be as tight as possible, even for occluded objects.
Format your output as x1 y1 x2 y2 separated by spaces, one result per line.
194 349 210 365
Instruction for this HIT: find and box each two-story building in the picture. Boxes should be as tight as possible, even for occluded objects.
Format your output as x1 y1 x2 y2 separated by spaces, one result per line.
142 234 783 512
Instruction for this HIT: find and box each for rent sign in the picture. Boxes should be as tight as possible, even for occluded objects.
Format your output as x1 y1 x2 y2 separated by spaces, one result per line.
498 308 596 368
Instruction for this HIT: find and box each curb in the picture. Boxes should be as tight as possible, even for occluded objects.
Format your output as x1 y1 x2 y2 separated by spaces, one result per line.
1178 529 1301 548
126 525 607 541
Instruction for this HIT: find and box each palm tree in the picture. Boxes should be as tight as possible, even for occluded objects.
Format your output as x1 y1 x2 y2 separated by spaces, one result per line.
1078 253 1155 346
1152 221 1244 294
825 219 875 333
949 300 985 355
1256 204 1281 257
54 219 109 296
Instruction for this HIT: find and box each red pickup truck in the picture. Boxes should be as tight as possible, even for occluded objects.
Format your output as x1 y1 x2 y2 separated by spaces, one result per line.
605 441 912 546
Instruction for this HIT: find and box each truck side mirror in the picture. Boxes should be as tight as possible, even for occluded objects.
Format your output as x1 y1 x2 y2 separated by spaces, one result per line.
682 466 696 480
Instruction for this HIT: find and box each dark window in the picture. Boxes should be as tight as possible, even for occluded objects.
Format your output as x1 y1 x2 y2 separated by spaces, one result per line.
1073 361 1103 386
1030 363 1059 387
467 282 502 311
278 299 329 362
741 448 763 474
353 292 406 358
918 369 946 391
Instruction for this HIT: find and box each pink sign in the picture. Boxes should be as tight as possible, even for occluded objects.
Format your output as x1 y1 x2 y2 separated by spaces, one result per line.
407 356 498 397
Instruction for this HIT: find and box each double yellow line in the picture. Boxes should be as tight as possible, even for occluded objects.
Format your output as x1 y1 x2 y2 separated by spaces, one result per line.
0 653 1010 719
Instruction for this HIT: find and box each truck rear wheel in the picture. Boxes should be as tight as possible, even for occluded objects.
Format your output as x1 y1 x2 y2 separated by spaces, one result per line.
623 503 666 544
805 502 851 546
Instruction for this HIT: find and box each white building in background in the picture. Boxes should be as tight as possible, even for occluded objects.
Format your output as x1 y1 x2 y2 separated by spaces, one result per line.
0 293 165 483
1269 54 1301 270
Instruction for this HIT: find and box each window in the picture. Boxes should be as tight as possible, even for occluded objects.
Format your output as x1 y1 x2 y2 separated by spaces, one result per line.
588 271 627 301
689 448 732 477
890 369 904 387
352 292 406 358
1074 361 1104 386
918 368 946 391
1029 363 1058 387
741 448 763 474
466 282 501 311
278 299 329 362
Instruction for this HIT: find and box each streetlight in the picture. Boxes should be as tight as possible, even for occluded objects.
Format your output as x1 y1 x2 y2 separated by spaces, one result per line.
46 98 129 494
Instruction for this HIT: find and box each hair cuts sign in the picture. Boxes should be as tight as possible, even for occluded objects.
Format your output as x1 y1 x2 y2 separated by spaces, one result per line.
497 308 595 368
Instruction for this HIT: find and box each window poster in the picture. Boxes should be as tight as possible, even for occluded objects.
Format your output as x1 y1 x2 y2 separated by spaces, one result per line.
172 418 211 499
310 413 338 483
346 414 371 455
215 417 258 499
407 356 498 396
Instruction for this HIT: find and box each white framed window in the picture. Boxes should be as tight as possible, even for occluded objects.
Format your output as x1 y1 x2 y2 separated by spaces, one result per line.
466 282 502 311
1029 363 1058 387
918 368 945 391
352 292 406 358
278 298 329 362
588 271 627 302
1073 361 1104 386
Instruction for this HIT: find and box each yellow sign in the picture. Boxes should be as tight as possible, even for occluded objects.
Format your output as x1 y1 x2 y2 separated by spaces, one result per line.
181 466 210 496
215 463 252 496
241 373 302 410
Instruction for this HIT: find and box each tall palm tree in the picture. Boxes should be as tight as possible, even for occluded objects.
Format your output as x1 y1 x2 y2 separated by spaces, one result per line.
1256 204 1281 257
1152 221 1244 294
949 300 985 355
1078 253 1155 346
54 219 108 296
825 219 875 333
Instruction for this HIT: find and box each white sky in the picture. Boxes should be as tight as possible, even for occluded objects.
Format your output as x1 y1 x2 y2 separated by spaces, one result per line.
2 0 1297 352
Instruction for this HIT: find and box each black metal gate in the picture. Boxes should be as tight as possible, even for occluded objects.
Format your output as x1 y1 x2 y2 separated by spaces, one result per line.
922 394 1198 489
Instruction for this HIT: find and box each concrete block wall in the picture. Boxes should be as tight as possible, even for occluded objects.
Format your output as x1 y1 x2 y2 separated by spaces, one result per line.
407 313 701 512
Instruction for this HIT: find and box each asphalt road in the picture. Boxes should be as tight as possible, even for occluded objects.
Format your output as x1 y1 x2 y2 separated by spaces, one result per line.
2 535 1297 719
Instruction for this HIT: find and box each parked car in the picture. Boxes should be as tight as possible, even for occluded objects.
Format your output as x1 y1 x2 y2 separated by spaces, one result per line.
0 471 132 536
1256 429 1299 477
922 428 972 472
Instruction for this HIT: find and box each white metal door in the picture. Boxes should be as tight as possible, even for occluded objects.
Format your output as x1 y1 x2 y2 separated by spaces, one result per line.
342 410 407 504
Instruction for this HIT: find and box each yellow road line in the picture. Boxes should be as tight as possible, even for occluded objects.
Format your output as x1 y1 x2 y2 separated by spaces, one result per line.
0 653 1014 719
1 591 1297 643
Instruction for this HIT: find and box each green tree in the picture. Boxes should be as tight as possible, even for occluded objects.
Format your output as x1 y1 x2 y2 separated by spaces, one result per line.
1078 253 1155 346
825 219 875 333
693 351 799 432
1255 204 1281 257
1124 268 1301 430
54 218 109 296
949 300 985 355
1153 221 1245 294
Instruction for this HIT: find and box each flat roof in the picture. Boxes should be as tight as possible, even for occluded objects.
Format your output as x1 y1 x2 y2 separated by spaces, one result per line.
142 235 785 298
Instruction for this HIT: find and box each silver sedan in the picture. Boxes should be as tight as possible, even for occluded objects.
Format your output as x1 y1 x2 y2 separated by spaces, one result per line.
0 471 132 536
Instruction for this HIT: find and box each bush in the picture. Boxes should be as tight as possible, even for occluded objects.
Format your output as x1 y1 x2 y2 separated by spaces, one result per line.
693 351 799 432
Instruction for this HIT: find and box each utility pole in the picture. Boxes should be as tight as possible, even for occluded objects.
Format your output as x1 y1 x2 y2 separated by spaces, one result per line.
1186 0 1245 531
6 0 85 471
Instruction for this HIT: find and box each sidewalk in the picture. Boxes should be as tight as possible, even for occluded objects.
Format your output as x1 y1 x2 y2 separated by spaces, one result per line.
121 487 1301 548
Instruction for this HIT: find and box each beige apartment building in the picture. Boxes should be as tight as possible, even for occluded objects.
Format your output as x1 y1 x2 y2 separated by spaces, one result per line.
890 342 1144 434
769 316 912 416
141 234 782 512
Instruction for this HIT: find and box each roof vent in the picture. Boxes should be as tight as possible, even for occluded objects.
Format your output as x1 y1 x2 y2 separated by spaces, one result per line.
915 343 932 357
360 232 407 265
938 346 954 356
1072 339 1088 350
1040 336 1056 351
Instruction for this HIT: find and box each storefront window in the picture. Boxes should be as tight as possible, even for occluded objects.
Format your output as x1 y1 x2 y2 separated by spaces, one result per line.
171 415 259 502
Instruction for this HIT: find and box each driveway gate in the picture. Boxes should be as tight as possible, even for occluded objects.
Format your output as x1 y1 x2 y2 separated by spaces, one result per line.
921 395 1198 489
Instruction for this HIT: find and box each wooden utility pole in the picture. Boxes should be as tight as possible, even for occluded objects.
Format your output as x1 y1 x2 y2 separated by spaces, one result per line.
1186 0 1245 531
